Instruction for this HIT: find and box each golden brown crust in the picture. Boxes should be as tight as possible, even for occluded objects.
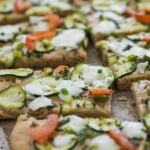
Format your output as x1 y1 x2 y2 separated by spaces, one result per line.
131 81 149 119
0 48 87 69
117 71 150 90
10 116 33 150
0 13 27 25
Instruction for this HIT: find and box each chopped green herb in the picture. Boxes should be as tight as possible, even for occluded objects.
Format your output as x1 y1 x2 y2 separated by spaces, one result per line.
97 69 103 74
61 88 69 95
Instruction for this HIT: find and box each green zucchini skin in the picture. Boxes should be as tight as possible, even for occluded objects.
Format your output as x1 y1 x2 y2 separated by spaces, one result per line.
24 76 59 96
0 68 33 78
108 56 136 80
0 85 26 109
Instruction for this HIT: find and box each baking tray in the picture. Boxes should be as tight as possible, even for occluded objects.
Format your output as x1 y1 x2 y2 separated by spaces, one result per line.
0 47 138 144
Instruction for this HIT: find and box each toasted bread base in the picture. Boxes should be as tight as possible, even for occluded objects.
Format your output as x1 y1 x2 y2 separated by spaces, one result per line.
0 13 27 25
0 48 87 69
131 81 149 119
117 72 150 90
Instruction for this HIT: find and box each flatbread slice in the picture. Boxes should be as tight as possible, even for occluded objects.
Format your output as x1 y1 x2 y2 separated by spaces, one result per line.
96 33 150 90
87 9 148 42
10 114 148 150
0 12 88 68
0 64 114 119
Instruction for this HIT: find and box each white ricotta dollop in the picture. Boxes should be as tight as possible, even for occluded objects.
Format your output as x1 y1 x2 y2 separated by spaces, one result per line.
56 80 84 97
0 25 20 41
53 134 76 147
91 135 120 150
28 96 53 111
81 64 114 88
136 62 148 74
51 29 85 49
60 115 87 134
122 121 147 139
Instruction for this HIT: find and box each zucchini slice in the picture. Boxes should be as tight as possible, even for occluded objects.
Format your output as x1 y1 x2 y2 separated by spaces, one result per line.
71 64 114 88
24 76 59 96
64 12 87 30
60 99 95 115
88 118 121 132
0 85 25 109
110 57 136 79
0 68 33 78
35 40 54 53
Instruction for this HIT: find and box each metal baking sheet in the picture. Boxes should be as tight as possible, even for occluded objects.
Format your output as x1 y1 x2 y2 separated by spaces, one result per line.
0 47 138 144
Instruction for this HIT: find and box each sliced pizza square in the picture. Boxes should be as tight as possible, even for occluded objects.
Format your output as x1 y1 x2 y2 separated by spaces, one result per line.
0 64 114 119
96 32 150 90
10 114 149 150
88 0 148 42
0 0 75 25
0 12 89 68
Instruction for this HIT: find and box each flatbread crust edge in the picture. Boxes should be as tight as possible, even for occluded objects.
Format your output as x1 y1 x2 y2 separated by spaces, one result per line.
0 47 87 69
131 81 149 119
0 13 27 25
10 115 34 150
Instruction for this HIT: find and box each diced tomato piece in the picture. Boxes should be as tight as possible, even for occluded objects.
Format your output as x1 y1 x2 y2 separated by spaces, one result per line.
25 30 56 52
53 66 67 74
125 8 150 24
14 0 32 13
29 114 59 144
142 36 150 42
45 13 64 30
89 88 113 96
109 129 137 150
135 14 150 24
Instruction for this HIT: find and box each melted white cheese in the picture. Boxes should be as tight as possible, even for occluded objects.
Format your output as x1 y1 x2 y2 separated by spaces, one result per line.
81 64 114 88
92 20 117 34
28 96 53 111
122 121 147 139
121 46 147 59
108 39 135 54
56 80 83 99
51 29 85 49
61 115 87 134
53 134 76 147
108 39 149 59
91 135 120 150
0 25 20 41
136 62 148 74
